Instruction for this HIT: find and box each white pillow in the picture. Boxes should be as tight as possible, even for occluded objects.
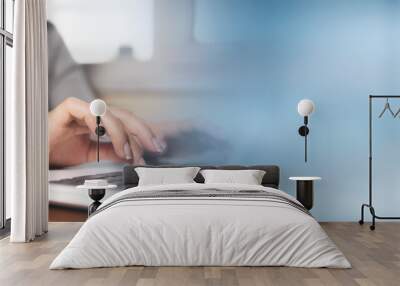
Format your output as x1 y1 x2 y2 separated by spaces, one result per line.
135 167 201 186
200 169 266 185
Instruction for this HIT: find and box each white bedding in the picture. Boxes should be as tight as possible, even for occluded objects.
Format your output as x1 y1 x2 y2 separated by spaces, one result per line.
50 183 351 269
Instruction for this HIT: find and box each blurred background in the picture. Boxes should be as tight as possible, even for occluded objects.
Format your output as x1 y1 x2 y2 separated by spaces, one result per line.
47 0 400 221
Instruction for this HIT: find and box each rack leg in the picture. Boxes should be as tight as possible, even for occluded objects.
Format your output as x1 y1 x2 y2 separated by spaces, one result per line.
359 203 400 230
369 206 376 231
359 203 378 230
359 204 367 225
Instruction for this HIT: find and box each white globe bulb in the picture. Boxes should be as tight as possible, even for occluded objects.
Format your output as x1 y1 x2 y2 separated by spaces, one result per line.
297 99 315 116
90 99 107 117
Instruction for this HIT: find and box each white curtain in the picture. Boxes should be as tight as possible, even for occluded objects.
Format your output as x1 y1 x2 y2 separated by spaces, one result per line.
8 0 48 242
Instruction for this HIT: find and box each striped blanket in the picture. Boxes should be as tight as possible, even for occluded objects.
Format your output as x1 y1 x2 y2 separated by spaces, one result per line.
92 188 310 217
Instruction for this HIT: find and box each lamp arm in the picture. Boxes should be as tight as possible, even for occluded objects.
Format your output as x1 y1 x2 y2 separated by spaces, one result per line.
96 116 100 162
305 116 309 162
94 117 107 162
305 130 308 162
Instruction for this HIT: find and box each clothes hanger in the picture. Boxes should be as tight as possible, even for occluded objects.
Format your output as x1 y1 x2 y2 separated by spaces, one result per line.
378 98 395 118
394 105 400 118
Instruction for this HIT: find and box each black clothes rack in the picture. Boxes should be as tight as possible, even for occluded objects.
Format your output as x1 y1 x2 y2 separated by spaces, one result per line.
359 95 400 230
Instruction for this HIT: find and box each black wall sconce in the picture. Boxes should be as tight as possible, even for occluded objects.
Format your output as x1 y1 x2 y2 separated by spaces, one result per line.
90 99 107 162
82 99 113 216
297 99 315 162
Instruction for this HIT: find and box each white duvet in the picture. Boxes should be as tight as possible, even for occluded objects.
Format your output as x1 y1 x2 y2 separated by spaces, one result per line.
50 183 350 269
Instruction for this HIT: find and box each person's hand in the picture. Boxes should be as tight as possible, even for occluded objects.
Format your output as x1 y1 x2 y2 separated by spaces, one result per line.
48 97 166 167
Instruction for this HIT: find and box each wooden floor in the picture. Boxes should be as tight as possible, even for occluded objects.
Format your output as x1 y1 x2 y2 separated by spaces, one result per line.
0 222 399 286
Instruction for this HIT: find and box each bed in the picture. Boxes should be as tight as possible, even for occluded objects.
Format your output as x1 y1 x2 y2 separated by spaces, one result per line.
50 165 350 269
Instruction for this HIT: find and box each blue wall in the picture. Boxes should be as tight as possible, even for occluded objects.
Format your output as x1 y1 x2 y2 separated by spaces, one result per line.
192 0 400 221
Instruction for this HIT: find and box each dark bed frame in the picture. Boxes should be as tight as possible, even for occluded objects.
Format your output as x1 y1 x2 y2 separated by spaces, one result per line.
87 165 280 215
122 165 280 189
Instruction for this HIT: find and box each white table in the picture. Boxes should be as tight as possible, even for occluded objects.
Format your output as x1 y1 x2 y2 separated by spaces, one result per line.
289 177 321 210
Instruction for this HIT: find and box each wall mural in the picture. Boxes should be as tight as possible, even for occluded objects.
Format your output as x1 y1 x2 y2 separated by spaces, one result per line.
47 0 400 221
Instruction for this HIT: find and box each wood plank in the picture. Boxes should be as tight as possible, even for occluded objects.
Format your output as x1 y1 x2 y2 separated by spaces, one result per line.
0 222 399 286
